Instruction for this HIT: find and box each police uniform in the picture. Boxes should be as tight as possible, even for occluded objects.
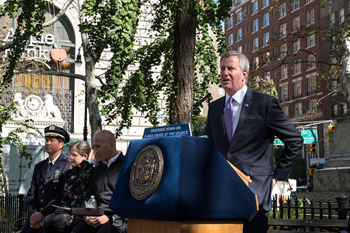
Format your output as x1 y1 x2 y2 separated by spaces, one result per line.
22 125 71 233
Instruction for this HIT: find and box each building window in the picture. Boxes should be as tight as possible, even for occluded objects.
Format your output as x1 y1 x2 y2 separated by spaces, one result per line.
280 23 287 38
292 0 300 11
331 57 337 73
343 103 348 115
282 106 289 116
306 0 313 4
262 0 269 8
263 71 270 80
307 55 316 70
293 39 300 54
244 43 247 52
331 35 336 50
263 32 269 46
330 12 336 26
229 16 234 28
237 11 242 24
281 85 288 102
295 103 302 117
273 28 276 38
307 76 316 95
252 0 258 14
331 80 337 96
237 46 242 53
228 33 233 45
253 37 259 51
263 13 269 27
292 17 300 32
237 28 242 41
294 81 301 98
339 8 345 23
281 64 288 79
307 33 315 48
293 60 301 75
235 0 242 6
248 22 250 32
252 56 259 70
280 44 287 59
279 3 286 18
306 9 314 26
332 104 338 117
309 99 317 113
263 52 270 66
253 19 259 32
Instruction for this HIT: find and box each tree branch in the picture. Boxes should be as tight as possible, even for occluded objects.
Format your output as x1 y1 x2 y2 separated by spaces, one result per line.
43 0 75 27
0 41 13 52
15 70 86 81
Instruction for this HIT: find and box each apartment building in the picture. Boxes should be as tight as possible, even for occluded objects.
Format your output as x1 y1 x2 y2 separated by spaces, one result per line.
224 0 349 159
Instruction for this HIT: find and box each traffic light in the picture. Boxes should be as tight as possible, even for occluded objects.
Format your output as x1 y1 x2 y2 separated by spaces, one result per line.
310 143 316 153
306 168 317 176
328 125 335 141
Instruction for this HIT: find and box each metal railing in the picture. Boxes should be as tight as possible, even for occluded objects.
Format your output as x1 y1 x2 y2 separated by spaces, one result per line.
0 194 27 233
270 194 350 232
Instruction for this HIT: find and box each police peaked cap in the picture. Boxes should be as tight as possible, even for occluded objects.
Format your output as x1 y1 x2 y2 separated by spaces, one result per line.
44 125 70 143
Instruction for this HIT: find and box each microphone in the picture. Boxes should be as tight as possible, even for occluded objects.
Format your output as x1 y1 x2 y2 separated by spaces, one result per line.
193 93 212 108
182 93 212 124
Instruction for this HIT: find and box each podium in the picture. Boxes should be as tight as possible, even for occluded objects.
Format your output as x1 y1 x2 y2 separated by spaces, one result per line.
110 136 258 233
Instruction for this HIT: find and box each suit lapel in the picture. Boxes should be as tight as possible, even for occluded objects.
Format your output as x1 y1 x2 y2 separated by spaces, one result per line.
230 88 253 145
216 97 230 147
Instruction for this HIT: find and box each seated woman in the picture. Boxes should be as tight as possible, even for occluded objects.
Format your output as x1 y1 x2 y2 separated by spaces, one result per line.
43 141 94 233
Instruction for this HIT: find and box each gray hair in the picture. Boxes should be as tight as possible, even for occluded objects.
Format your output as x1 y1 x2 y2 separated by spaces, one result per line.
220 51 250 77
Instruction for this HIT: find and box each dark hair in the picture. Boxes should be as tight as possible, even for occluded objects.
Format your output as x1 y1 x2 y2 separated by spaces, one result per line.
57 138 64 144
69 141 91 157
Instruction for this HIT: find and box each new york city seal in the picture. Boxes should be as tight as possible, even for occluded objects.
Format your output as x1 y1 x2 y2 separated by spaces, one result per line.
129 145 164 201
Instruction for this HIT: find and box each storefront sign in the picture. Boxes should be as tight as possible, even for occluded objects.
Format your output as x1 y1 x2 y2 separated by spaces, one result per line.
4 27 55 60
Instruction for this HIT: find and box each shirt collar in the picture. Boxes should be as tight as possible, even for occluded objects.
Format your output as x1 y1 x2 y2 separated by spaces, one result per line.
49 154 60 165
103 151 121 168
225 85 247 105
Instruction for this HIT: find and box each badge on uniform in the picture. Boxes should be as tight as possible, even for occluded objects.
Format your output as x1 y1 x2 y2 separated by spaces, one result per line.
53 169 60 182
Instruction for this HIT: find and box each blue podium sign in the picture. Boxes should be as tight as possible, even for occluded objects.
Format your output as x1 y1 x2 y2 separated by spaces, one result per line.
143 123 191 139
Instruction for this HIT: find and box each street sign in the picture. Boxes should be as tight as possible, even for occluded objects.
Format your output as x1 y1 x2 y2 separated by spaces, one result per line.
274 129 318 145
301 130 317 144
273 138 284 145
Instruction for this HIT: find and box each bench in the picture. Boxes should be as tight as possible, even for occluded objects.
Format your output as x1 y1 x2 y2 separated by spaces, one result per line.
268 218 348 233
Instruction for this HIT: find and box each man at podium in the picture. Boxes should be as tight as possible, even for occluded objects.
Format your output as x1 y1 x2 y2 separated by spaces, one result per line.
205 51 303 233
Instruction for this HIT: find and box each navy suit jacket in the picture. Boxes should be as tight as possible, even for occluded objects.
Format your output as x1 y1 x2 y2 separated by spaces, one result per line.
26 153 71 217
205 87 303 211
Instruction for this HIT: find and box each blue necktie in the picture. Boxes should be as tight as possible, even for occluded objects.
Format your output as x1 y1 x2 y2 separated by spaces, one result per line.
48 162 53 171
224 97 234 143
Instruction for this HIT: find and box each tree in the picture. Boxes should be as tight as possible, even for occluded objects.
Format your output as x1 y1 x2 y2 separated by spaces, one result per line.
1 0 141 138
102 0 232 131
1 0 234 139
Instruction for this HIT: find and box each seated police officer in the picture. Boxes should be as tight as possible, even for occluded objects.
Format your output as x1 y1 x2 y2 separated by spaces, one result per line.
21 125 71 233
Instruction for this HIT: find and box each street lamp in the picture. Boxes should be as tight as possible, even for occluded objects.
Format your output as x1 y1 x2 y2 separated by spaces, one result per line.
75 46 83 67
83 83 88 141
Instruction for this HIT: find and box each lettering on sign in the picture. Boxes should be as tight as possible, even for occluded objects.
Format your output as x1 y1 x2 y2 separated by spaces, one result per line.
4 28 55 60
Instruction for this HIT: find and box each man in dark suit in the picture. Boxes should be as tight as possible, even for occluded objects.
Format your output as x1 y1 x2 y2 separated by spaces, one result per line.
21 125 71 233
72 130 127 233
205 51 303 233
